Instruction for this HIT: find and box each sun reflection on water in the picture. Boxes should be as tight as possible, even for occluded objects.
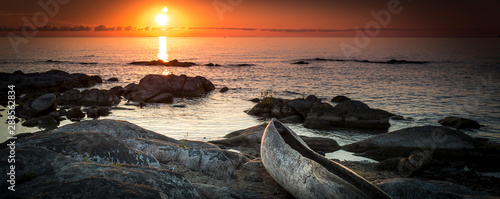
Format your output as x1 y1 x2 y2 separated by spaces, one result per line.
162 68 172 75
158 36 167 62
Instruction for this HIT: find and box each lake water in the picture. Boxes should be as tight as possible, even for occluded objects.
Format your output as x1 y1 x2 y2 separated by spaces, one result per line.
1 37 499 158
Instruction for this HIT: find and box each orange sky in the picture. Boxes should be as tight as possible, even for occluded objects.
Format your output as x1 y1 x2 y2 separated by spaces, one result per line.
1 0 499 37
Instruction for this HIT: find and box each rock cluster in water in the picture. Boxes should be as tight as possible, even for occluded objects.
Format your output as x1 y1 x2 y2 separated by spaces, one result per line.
0 70 101 104
129 59 196 67
247 95 395 130
2 70 215 129
123 74 215 103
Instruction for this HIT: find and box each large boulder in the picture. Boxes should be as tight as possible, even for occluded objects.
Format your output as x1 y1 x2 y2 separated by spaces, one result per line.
50 119 178 143
287 96 322 118
30 93 57 113
304 100 393 129
109 86 124 96
438 116 481 129
147 93 174 103
343 126 476 161
17 131 160 168
333 100 371 115
182 76 215 97
303 103 341 129
128 74 215 99
0 147 200 199
375 178 495 199
344 109 393 129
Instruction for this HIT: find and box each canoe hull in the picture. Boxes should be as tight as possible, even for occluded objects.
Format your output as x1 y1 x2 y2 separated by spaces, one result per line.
261 119 391 199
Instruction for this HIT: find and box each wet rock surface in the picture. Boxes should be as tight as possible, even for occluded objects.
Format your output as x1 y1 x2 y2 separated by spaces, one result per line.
57 88 120 106
0 70 101 104
247 97 394 130
342 126 477 160
124 74 215 102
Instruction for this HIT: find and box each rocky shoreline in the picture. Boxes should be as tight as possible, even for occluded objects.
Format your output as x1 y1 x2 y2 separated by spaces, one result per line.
1 120 499 198
1 69 499 198
0 70 215 129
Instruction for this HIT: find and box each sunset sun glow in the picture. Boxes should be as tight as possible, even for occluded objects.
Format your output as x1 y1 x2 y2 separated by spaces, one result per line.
156 7 169 26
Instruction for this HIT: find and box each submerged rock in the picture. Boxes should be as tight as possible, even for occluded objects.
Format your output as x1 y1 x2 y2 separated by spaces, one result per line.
438 116 481 129
219 87 229 93
291 61 309 64
331 95 351 103
204 63 221 66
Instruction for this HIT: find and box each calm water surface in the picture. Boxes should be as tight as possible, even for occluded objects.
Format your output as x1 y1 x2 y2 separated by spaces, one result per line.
1 37 499 157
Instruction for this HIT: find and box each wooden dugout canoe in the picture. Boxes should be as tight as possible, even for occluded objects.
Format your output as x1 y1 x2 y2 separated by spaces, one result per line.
261 119 392 199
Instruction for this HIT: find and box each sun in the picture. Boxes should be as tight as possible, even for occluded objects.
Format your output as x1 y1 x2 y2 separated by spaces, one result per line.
156 14 169 26
156 7 169 26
